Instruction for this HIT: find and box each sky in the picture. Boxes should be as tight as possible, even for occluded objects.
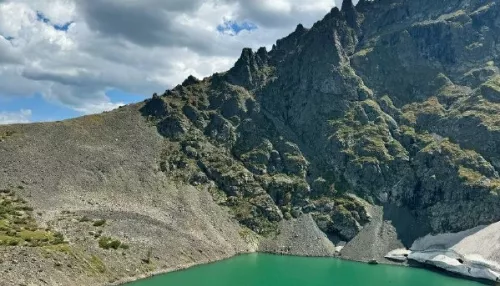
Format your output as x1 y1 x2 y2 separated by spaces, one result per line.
0 0 357 124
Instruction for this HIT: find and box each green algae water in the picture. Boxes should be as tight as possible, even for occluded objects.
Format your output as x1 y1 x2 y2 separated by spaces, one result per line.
127 254 487 286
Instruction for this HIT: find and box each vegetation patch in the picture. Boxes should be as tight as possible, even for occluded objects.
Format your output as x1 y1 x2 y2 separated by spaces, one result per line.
329 100 408 162
0 130 16 141
98 236 129 250
0 189 67 247
92 219 106 227
238 227 253 239
89 255 106 273
354 47 374 57
402 97 445 125
458 166 500 190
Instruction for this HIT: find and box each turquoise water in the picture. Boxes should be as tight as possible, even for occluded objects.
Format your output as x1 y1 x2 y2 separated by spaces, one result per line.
126 254 488 286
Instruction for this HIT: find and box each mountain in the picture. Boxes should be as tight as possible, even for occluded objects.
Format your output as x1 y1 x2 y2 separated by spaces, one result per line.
1 0 500 284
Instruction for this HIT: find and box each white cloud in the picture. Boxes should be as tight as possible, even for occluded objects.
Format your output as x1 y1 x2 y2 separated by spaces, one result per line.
0 109 32 124
74 102 124 115
0 0 357 116
226 0 335 28
28 0 76 25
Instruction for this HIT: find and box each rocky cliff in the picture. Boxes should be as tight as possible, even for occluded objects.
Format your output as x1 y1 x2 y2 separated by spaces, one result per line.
1 0 500 285
144 0 500 239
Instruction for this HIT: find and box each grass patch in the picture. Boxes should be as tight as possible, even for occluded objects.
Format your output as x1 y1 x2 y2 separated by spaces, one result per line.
89 255 106 273
43 244 72 253
0 235 22 246
402 97 445 125
458 166 500 189
98 236 128 250
238 228 254 240
19 230 53 241
0 130 16 141
0 189 66 247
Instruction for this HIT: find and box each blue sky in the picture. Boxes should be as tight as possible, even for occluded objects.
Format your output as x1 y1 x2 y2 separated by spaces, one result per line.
0 90 148 123
37 11 74 32
0 94 79 123
217 20 258 35
0 0 343 125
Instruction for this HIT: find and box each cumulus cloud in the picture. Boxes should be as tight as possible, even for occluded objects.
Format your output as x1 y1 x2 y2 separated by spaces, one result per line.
0 0 357 116
224 0 335 28
0 109 32 124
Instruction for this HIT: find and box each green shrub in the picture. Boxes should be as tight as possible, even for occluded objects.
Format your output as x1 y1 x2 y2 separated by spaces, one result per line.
53 232 65 244
119 244 130 250
8 239 19 246
98 236 123 250
92 219 106 227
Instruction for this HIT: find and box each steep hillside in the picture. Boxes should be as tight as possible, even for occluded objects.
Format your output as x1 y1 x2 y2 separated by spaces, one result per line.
1 0 500 284
0 106 255 285
143 0 500 239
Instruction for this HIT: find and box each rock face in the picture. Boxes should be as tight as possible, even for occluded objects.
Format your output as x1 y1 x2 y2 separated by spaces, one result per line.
141 0 500 241
2 0 500 285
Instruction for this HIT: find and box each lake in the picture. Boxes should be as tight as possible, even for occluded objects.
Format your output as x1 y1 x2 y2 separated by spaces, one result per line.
126 254 487 286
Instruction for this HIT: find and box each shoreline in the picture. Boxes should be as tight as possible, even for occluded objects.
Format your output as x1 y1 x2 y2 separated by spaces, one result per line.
110 211 497 286
109 250 493 286
108 251 254 286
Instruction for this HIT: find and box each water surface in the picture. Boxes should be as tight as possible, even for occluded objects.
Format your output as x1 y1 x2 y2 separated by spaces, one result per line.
127 254 487 286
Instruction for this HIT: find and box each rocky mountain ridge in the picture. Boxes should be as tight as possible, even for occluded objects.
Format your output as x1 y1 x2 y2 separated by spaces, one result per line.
143 0 500 240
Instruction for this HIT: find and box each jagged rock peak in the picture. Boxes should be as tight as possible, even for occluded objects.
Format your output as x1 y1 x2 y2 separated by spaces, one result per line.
240 47 253 60
311 7 348 30
226 47 267 88
341 0 360 29
140 92 169 117
355 0 372 12
234 47 269 68
256 46 269 63
295 23 306 33
279 23 308 43
329 7 342 18
356 0 372 7
182 75 200 87
341 0 355 11
315 7 342 27
272 23 309 56
257 46 268 57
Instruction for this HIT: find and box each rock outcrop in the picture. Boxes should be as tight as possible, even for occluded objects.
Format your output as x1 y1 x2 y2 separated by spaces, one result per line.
141 0 500 242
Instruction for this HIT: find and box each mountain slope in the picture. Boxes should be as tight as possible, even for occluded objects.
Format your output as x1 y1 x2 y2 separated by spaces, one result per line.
0 107 253 285
1 0 500 284
145 0 500 239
